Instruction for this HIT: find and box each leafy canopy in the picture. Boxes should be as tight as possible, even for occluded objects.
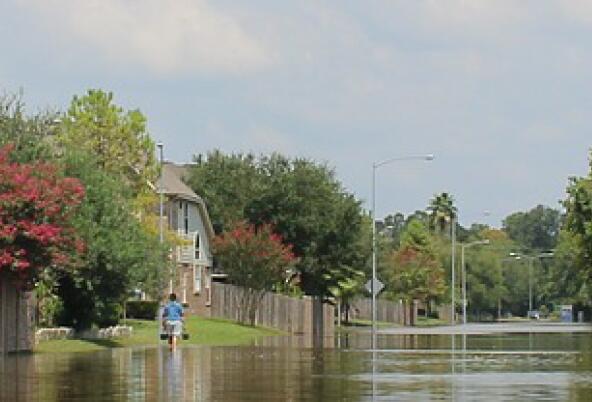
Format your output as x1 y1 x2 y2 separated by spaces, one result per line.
502 205 561 251
56 152 168 329
188 152 368 298
0 145 84 287
385 219 446 303
57 89 158 195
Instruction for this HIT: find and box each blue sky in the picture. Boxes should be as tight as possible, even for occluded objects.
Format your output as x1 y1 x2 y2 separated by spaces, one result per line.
2 0 591 227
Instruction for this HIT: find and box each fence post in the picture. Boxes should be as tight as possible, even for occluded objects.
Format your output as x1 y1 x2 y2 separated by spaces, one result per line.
0 279 5 353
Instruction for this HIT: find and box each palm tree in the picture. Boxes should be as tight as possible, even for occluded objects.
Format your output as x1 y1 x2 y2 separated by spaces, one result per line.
427 192 457 234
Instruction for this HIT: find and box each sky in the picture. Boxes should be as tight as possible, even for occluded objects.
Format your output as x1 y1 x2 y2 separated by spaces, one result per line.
2 0 591 227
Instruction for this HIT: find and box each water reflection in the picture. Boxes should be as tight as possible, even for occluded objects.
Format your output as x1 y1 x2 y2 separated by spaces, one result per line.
0 332 590 401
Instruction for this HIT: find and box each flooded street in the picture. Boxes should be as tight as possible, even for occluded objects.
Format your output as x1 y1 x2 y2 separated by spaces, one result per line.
1 331 591 401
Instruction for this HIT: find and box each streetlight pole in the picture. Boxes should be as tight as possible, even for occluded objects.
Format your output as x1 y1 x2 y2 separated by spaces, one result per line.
528 257 533 312
157 142 164 300
508 252 554 316
157 143 164 244
461 240 490 325
451 216 456 325
371 154 434 348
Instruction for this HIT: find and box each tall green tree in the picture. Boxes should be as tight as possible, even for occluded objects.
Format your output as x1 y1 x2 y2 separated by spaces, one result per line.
464 248 506 320
186 151 262 230
427 192 457 234
546 231 588 305
0 93 57 162
502 205 561 251
57 152 168 329
247 156 367 297
187 152 368 298
382 212 406 247
559 155 592 306
57 89 158 195
384 219 446 312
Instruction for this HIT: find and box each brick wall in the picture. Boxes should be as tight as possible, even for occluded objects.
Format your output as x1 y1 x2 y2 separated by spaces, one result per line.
173 264 211 317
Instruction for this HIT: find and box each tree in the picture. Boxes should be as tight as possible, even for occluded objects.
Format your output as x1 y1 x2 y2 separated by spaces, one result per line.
559 159 592 306
546 231 588 305
381 212 406 247
187 152 369 299
246 156 367 297
57 89 158 195
502 205 561 251
0 92 57 163
186 151 262 230
56 152 168 329
213 222 295 325
464 248 506 320
0 144 84 288
427 192 457 234
326 268 366 324
384 219 446 322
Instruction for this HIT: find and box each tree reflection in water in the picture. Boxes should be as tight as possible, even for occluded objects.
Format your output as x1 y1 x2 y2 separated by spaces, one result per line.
0 333 591 401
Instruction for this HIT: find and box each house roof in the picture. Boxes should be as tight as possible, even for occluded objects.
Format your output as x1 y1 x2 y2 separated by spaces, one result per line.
157 162 215 240
157 162 196 199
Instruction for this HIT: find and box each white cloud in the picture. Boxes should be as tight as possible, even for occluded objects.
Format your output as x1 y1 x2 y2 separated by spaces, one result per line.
15 0 270 75
558 0 592 24
199 119 298 156
418 0 529 30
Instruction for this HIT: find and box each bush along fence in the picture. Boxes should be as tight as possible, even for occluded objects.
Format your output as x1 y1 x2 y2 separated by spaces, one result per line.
0 278 36 353
211 282 334 336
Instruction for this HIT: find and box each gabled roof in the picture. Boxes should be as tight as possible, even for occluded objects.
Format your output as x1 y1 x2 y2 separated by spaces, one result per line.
156 162 215 240
157 162 197 200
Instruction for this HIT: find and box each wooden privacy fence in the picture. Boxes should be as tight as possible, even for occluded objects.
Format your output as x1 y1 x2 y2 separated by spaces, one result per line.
211 282 334 335
348 298 452 325
349 297 415 325
0 279 35 353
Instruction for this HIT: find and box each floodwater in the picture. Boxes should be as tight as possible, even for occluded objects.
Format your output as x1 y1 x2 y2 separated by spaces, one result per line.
1 330 591 401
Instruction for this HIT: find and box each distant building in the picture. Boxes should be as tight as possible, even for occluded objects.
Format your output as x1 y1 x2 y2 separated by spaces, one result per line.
157 162 218 316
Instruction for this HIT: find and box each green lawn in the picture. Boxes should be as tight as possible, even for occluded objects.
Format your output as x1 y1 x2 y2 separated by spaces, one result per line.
35 316 282 354
415 316 448 327
338 318 398 329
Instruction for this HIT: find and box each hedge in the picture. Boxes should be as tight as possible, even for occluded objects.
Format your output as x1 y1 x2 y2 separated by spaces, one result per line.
125 301 160 320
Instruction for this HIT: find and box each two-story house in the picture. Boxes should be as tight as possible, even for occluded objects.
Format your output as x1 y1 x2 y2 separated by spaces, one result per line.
158 162 216 317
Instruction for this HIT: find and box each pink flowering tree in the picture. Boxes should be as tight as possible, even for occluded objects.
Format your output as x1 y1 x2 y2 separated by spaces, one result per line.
0 145 84 289
213 221 295 325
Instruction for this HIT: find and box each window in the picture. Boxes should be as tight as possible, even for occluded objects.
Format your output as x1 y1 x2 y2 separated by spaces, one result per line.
194 233 201 260
183 202 189 234
193 265 202 293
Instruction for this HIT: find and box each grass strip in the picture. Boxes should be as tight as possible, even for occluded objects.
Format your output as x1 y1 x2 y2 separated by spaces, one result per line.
35 316 282 353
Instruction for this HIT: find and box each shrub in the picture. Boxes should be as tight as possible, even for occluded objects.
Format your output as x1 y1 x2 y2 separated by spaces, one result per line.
125 301 160 320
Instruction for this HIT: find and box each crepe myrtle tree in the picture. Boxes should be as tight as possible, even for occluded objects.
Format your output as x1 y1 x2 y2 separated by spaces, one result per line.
213 221 296 325
0 144 84 289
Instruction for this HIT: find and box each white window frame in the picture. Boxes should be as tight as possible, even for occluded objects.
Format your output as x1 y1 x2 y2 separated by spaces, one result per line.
193 264 202 294
194 232 201 261
183 202 189 234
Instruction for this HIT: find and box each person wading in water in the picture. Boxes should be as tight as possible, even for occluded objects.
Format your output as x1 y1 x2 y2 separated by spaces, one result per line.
162 293 184 351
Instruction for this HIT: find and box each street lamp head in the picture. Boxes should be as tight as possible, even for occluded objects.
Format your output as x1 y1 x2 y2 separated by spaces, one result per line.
425 154 435 161
156 142 163 149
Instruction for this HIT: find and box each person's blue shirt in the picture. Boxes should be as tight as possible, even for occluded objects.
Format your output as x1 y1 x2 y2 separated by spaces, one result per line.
163 301 183 321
